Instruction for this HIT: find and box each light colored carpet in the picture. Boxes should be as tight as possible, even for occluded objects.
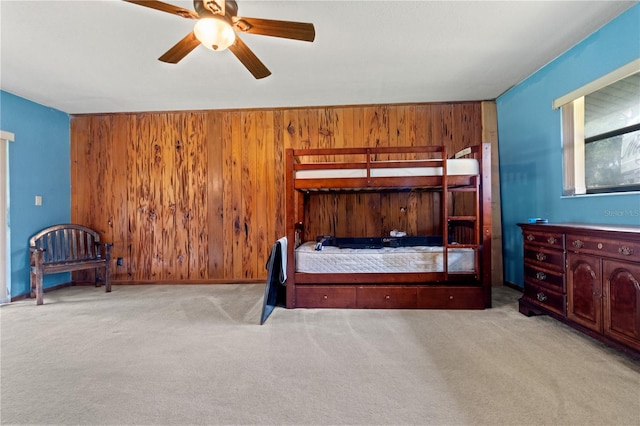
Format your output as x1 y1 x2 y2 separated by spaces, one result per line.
1 284 639 425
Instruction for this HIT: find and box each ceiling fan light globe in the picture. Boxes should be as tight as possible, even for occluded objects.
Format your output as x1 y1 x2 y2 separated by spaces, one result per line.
194 17 236 51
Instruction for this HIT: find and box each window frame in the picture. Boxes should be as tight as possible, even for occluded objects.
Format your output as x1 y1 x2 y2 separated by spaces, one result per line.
556 59 640 196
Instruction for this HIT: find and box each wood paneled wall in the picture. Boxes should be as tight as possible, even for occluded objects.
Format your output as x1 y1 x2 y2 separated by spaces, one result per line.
71 102 485 283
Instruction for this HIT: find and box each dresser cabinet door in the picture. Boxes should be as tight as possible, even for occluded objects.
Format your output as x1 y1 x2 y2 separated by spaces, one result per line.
567 253 602 332
603 260 640 351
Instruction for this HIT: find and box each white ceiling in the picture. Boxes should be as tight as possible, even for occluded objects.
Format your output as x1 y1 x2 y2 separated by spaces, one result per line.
1 0 636 115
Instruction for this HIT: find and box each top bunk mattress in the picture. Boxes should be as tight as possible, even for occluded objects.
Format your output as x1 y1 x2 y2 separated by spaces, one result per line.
295 158 479 180
295 242 475 274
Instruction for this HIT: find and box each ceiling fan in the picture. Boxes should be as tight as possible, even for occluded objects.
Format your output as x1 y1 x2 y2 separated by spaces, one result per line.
123 0 316 79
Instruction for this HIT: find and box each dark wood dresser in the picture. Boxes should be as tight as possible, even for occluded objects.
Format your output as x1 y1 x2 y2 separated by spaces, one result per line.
518 223 640 358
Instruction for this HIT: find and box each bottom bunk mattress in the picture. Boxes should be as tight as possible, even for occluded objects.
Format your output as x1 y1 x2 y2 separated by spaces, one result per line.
295 242 475 274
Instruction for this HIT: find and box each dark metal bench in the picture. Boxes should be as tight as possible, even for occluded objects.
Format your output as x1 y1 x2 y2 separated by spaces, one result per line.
29 224 112 305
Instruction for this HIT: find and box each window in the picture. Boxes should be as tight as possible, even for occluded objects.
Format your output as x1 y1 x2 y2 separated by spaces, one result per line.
0 130 14 304
556 60 640 195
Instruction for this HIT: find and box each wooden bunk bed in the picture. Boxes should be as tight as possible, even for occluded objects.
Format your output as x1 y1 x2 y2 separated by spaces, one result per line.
284 143 491 309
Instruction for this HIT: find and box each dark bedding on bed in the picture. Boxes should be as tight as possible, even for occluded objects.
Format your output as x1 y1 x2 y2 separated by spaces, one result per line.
315 235 450 250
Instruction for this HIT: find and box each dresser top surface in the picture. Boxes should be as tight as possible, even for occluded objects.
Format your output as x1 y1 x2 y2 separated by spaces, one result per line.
518 222 640 238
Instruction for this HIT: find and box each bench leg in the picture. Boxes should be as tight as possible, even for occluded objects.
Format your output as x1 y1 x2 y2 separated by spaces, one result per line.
32 251 45 305
35 270 44 305
94 266 111 292
104 244 112 293
30 268 36 299
94 268 101 288
104 264 111 293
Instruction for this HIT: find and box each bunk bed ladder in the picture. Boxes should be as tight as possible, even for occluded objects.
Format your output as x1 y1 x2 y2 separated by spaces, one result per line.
445 155 481 280
441 147 449 280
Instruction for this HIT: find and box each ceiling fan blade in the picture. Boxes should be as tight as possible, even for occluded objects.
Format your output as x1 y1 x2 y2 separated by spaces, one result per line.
233 17 315 42
228 35 271 79
122 0 199 19
158 31 201 63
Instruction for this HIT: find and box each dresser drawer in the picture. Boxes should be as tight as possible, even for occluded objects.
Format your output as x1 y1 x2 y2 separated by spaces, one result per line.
522 230 565 250
523 282 566 316
524 266 565 292
567 234 640 263
524 245 565 272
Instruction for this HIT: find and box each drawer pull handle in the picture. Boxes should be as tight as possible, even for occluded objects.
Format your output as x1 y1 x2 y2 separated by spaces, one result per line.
323 295 328 300
572 240 584 249
536 252 546 262
536 292 547 302
385 295 390 300
526 234 535 241
547 237 557 245
536 271 547 281
619 246 634 256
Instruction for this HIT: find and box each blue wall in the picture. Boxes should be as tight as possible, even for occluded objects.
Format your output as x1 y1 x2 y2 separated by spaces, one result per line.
497 4 640 287
0 91 71 298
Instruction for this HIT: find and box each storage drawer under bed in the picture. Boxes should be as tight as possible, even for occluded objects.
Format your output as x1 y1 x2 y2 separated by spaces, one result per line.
356 286 418 309
295 286 357 308
295 284 485 309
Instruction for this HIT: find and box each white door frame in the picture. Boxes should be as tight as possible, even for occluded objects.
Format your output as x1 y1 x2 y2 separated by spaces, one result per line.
0 130 14 304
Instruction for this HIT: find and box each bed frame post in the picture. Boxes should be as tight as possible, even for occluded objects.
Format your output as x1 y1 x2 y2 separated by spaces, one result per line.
481 142 492 307
442 146 449 281
285 148 296 308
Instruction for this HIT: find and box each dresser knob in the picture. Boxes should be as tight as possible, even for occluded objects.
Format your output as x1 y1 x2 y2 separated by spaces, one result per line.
526 234 535 241
547 237 557 245
536 292 547 302
536 252 546 262
323 295 328 300
385 295 390 300
573 240 584 249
